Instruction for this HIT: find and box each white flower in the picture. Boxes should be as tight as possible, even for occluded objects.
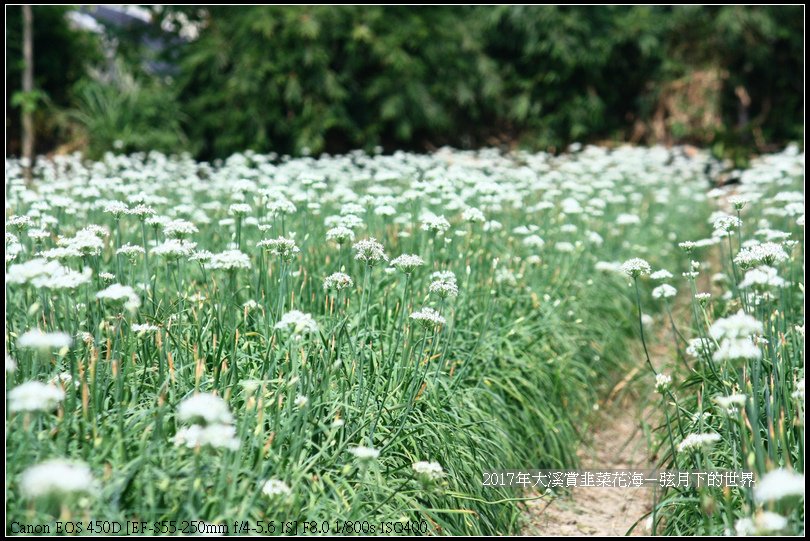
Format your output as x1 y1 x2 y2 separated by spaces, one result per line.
595 261 623 273
6 258 92 290
128 204 156 218
429 279 459 299
294 395 309 408
734 517 755 536
709 311 763 341
239 379 262 395
258 236 300 260
374 204 396 217
177 393 234 425
412 461 444 480
461 207 485 223
495 267 518 287
146 215 171 228
163 219 198 238
677 432 721 452
754 469 805 503
152 239 197 259
206 250 251 270
189 250 214 263
332 213 365 230
261 479 292 498
96 284 141 311
655 373 672 393
728 195 748 210
734 242 789 268
48 371 77 389
5 258 62 284
7 214 33 230
18 329 73 350
20 459 96 498
131 323 159 334
104 201 129 217
587 231 603 245
616 213 641 225
274 310 319 336
6 355 17 373
8 381 65 412
711 213 741 232
421 214 451 235
410 307 446 328
713 394 746 415
229 203 252 216
391 254 425 274
56 229 106 257
713 337 761 362
739 266 786 289
694 292 711 304
652 284 677 299
173 424 240 451
431 270 457 284
736 511 788 535
349 446 380 460
325 226 355 244
353 238 388 265
340 202 365 215
267 197 296 215
684 338 711 360
523 235 545 249
678 241 697 253
621 258 651 278
483 220 502 232
116 243 145 258
650 269 673 280
754 512 788 533
323 272 353 292
791 378 804 401
754 228 791 241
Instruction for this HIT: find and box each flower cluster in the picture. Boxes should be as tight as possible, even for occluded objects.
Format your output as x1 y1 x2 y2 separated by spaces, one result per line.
258 236 300 261
410 307 446 328
274 310 319 337
353 238 388 265
174 393 239 450
621 258 651 278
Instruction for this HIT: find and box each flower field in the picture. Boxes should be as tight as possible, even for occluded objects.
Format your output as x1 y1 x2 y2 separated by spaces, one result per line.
5 145 804 535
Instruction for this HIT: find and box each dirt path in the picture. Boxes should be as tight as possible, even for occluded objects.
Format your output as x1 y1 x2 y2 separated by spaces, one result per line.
521 381 655 536
523 262 708 536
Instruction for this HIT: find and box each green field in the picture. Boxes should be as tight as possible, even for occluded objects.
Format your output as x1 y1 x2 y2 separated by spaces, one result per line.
5 145 804 535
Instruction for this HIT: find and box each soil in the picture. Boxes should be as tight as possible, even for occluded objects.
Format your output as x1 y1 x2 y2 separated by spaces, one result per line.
521 389 655 536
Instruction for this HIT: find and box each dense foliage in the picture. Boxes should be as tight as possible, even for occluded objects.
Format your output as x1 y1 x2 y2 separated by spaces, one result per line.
5 6 101 156
5 6 804 160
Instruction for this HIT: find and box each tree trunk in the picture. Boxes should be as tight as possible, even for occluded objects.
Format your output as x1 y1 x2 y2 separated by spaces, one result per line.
22 5 34 182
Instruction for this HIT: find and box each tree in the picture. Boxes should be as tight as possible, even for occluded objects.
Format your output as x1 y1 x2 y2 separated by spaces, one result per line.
22 5 34 179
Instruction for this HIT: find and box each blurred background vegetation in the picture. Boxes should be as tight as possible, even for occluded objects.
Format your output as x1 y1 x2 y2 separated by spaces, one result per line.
6 5 804 163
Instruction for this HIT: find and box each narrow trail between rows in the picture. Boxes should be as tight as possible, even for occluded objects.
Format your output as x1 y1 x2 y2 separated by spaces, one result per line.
523 272 707 536
521 382 655 536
